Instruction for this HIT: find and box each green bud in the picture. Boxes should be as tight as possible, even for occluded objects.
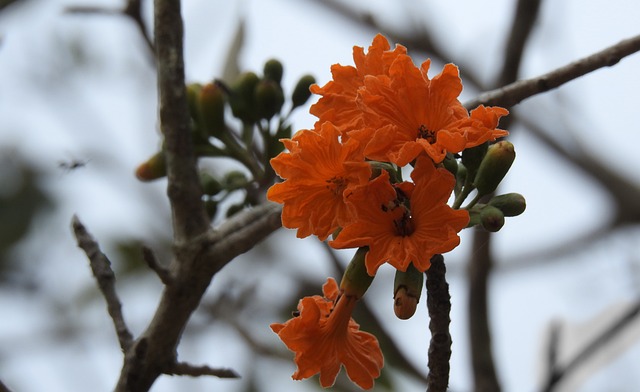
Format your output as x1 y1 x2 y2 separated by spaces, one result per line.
254 79 284 120
263 58 284 84
340 247 374 298
229 72 260 123
200 172 223 196
480 205 505 232
291 74 316 109
488 193 526 217
455 163 467 195
198 82 226 137
393 263 423 320
186 83 203 122
135 151 166 182
474 140 516 196
224 170 249 190
461 142 488 179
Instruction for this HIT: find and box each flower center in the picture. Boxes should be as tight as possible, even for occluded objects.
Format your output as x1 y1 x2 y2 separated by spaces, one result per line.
326 176 346 196
393 209 415 236
418 124 436 144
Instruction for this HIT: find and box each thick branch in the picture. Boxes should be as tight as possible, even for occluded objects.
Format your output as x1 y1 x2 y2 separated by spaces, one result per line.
154 0 209 242
465 34 640 109
72 215 133 352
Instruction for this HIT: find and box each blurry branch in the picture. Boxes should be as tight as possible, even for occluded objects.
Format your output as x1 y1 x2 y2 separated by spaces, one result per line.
306 0 484 88
71 215 134 352
66 0 154 60
321 243 428 383
166 362 240 379
141 246 172 285
0 379 12 392
465 33 640 109
467 2 541 392
539 299 640 392
495 113 640 269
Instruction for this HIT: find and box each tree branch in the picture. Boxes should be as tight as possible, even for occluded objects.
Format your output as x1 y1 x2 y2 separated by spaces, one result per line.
426 254 451 392
142 246 172 285
166 362 240 379
71 215 134 352
464 34 640 110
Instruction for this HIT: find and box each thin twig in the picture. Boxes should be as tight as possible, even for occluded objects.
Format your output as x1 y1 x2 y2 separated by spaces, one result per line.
465 34 640 110
71 215 134 352
425 254 451 392
166 362 240 379
141 246 172 285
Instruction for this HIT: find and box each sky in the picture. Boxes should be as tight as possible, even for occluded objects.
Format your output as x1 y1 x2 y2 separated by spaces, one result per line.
1 0 640 391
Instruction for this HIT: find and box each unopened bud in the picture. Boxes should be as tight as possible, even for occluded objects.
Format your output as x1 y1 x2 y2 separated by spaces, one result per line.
254 79 284 120
393 263 423 320
480 205 505 232
199 83 226 137
135 151 166 181
442 153 458 176
291 74 316 109
488 193 526 217
340 247 374 299
263 59 284 84
229 72 260 123
462 142 488 179
474 140 515 196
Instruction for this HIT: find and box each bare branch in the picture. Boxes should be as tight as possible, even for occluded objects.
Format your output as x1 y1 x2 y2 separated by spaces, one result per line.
426 254 452 392
71 215 134 352
465 34 640 109
166 362 240 379
154 0 209 242
142 246 172 285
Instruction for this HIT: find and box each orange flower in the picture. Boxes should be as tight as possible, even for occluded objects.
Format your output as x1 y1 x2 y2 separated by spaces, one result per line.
355 56 508 165
271 278 384 390
310 34 408 137
330 156 469 275
267 122 371 240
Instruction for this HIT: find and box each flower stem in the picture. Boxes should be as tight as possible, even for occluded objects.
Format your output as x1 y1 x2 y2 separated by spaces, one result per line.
425 254 451 392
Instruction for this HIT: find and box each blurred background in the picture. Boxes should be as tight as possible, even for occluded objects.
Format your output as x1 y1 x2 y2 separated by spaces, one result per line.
1 0 640 391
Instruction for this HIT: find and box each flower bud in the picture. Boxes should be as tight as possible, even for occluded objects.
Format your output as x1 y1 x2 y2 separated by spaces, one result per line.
291 74 316 109
135 151 166 181
480 205 505 232
229 72 260 123
474 140 515 197
340 247 374 298
461 142 488 179
254 79 284 120
198 82 226 137
263 58 284 84
393 263 423 320
488 193 526 217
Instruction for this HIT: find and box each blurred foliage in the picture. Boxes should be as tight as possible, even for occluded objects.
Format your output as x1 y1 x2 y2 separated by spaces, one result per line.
0 148 54 284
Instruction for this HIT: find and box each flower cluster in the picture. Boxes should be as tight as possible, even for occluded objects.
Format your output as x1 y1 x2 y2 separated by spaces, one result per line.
268 34 513 389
